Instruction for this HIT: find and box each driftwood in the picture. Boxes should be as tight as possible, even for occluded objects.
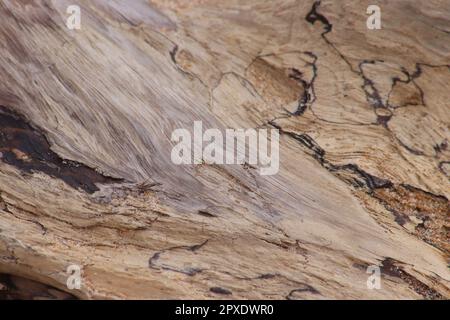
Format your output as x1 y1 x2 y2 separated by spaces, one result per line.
0 0 449 299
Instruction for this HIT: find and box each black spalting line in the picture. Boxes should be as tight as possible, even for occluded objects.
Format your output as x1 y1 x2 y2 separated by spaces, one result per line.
305 0 332 35
0 106 122 194
169 44 178 65
270 120 393 191
148 239 209 276
286 284 320 299
209 287 232 295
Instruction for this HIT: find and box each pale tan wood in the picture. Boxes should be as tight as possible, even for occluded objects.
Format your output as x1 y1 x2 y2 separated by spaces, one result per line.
0 0 448 299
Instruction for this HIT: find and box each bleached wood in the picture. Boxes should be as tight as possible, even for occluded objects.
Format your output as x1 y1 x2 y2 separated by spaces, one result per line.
0 0 448 299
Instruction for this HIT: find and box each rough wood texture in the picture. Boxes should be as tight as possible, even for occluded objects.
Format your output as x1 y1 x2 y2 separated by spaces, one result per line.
0 0 449 299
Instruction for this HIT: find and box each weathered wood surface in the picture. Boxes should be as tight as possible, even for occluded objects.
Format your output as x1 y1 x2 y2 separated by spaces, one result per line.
0 0 449 299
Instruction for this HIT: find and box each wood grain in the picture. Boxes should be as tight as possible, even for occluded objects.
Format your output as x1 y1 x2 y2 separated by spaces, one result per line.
0 0 448 299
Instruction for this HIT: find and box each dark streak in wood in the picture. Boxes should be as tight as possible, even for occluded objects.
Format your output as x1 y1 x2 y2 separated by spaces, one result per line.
0 106 122 194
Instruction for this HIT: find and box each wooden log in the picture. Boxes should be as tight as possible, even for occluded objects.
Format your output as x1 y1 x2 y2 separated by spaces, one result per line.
0 0 448 299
